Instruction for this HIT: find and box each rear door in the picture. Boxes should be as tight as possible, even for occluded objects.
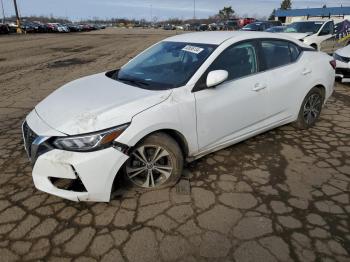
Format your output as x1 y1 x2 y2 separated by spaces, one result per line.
258 39 308 124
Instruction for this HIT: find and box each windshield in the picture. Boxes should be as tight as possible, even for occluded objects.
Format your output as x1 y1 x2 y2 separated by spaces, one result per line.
266 26 285 32
284 21 324 33
116 41 216 90
243 23 260 30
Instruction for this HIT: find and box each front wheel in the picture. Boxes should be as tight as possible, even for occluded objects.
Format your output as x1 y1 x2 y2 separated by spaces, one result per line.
293 87 324 129
124 133 183 189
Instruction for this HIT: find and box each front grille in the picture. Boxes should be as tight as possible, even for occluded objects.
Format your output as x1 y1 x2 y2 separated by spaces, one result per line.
336 68 350 78
22 121 52 163
22 121 38 158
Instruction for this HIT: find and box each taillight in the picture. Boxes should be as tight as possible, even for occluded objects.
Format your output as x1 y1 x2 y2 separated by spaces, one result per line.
330 59 336 70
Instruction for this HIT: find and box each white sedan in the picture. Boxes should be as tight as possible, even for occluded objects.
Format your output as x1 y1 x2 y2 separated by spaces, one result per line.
23 31 335 202
334 45 350 82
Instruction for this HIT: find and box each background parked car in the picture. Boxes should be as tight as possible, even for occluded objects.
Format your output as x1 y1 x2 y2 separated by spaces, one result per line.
47 23 68 32
265 26 286 32
241 21 282 31
32 22 49 33
8 22 18 33
216 22 225 30
64 24 81 32
0 24 10 34
197 24 209 31
21 22 38 33
189 23 200 31
163 24 175 30
333 45 350 82
175 25 184 30
280 20 345 53
225 19 240 30
208 23 218 31
239 18 256 27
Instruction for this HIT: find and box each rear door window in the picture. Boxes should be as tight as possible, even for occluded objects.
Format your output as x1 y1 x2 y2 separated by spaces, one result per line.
261 40 300 70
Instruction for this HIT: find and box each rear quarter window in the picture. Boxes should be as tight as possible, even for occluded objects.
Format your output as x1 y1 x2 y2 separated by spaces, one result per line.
289 42 301 62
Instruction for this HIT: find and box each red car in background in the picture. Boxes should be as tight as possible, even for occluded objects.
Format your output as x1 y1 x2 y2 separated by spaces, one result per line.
239 18 256 28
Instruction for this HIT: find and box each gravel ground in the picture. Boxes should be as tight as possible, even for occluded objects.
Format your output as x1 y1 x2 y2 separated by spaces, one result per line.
0 28 349 262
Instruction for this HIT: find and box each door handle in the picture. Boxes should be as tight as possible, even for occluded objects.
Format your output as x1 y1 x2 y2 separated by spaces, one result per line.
302 68 312 75
252 83 267 92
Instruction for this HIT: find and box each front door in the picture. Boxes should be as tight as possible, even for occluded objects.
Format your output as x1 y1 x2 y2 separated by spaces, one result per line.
194 41 268 151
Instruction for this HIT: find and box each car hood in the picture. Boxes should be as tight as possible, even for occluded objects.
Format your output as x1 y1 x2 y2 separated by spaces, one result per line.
277 32 310 40
35 72 172 135
335 45 350 57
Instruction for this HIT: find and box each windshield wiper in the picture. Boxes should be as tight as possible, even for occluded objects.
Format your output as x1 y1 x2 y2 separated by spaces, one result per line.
118 77 150 87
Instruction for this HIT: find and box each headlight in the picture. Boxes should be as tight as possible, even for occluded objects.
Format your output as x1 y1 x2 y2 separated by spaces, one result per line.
333 53 348 63
53 124 129 152
333 53 340 60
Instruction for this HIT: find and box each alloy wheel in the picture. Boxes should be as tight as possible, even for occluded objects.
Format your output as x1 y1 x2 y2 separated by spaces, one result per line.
125 145 173 188
303 93 322 125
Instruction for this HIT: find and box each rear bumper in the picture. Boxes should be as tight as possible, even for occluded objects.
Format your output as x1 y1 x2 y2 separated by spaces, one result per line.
33 148 128 202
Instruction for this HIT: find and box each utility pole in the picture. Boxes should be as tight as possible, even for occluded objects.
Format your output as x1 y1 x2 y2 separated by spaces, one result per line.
193 0 196 19
13 0 22 33
1 0 5 24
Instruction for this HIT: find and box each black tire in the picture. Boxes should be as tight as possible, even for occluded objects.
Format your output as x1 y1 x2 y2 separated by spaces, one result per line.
124 133 183 189
293 87 324 129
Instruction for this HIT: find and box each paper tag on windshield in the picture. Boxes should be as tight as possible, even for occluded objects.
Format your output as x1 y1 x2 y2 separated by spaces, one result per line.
182 45 204 54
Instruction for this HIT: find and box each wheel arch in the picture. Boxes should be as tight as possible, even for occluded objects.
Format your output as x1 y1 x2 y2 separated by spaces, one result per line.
110 128 189 199
310 43 318 50
314 84 326 101
132 128 189 158
294 83 326 120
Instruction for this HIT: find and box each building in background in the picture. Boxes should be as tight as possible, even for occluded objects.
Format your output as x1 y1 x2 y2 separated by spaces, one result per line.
275 6 350 24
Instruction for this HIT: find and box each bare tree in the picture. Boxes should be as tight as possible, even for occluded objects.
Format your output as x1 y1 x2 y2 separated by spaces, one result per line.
280 0 292 10
219 6 235 20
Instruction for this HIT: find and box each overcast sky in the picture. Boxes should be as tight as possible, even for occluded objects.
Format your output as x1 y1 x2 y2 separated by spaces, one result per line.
2 0 350 21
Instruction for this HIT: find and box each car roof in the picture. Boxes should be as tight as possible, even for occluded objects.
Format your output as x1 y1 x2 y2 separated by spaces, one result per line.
293 20 327 23
164 31 300 45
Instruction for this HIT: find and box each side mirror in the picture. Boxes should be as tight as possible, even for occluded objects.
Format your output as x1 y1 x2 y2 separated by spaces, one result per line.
206 70 228 88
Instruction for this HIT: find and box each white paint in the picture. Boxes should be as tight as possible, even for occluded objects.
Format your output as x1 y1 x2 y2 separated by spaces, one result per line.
206 70 228 88
25 31 335 202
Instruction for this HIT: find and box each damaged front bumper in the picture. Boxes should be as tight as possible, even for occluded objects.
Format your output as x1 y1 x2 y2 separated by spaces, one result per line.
23 110 129 202
32 148 128 202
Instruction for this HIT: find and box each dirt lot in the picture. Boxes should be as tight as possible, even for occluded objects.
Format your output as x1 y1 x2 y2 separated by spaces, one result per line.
0 28 349 261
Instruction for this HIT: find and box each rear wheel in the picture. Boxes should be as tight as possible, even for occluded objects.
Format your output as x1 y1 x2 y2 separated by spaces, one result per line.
124 133 183 189
293 87 324 129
